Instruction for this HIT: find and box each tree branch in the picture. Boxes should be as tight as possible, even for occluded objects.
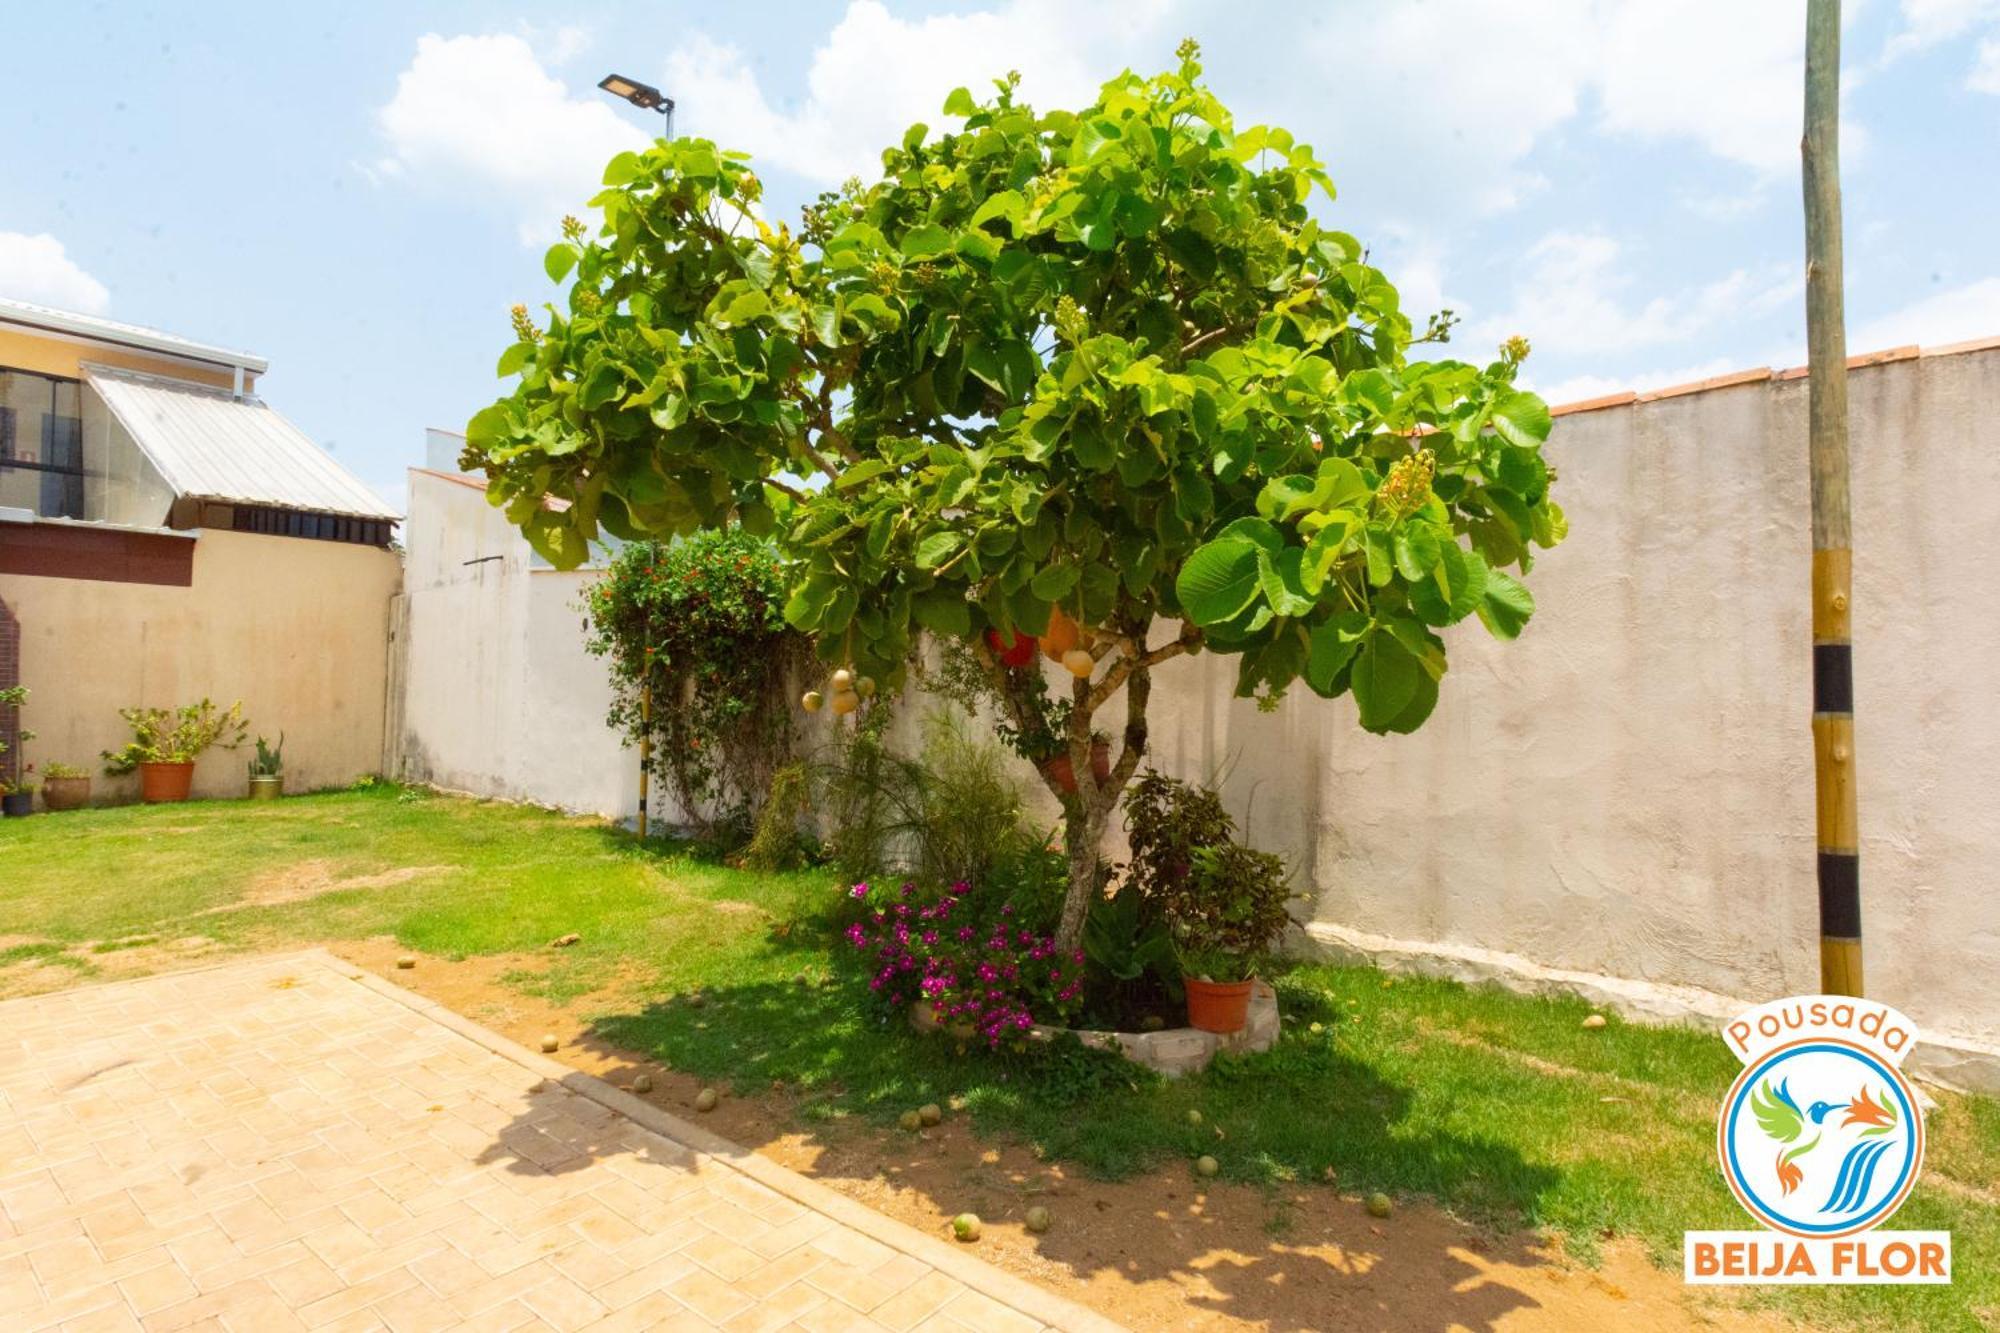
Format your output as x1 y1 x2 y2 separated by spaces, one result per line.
1180 319 1257 361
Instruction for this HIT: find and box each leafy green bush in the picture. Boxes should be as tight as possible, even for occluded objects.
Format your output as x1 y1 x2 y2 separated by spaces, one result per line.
101 700 247 774
1121 771 1294 983
583 531 811 838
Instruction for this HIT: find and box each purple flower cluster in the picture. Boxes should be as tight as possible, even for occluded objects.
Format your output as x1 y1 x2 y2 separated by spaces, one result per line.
843 881 1085 1047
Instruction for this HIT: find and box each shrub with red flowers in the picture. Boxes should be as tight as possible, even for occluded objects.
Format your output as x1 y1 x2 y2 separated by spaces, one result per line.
843 880 1085 1046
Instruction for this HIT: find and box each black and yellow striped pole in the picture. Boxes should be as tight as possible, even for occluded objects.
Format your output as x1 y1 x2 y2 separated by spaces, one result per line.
1803 0 1862 996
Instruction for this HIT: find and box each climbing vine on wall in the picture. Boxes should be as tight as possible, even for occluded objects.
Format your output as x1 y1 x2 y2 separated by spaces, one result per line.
583 530 811 838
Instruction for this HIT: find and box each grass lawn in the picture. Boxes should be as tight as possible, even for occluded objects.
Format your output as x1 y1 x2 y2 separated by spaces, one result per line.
2 784 1994 1330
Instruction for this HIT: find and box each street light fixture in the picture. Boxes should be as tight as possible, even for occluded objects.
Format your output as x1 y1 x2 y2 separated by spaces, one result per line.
598 74 674 138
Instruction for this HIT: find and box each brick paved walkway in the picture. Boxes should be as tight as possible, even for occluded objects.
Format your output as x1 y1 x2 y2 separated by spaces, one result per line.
0 952 1119 1332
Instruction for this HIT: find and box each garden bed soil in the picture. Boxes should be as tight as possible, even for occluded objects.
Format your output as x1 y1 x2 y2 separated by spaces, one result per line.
333 938 1791 1333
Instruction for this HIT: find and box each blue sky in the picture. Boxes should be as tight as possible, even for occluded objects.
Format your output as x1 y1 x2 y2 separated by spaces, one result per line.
4 1 1998 512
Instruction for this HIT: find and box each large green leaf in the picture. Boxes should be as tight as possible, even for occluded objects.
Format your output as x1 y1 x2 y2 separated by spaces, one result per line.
1477 568 1536 639
1352 630 1420 733
900 224 953 260
1176 538 1264 626
1491 390 1553 448
914 530 964 570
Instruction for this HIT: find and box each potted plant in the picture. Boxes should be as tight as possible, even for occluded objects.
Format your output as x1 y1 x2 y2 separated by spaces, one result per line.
40 761 91 812
994 698 1111 797
101 699 249 803
1166 842 1293 1032
247 733 285 800
1122 771 1296 1034
0 685 34 817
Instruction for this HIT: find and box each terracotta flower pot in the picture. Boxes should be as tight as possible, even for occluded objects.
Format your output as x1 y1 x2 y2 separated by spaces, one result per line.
138 761 195 803
41 776 90 811
1184 976 1256 1034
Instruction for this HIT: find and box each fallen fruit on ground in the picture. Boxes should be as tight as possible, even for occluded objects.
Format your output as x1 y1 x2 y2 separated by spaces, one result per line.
1186 1109 1204 1126
1583 1013 1608 1029
1367 1193 1394 1218
1196 1155 1219 1177
550 932 580 948
695 1087 719 1112
919 1102 942 1126
952 1213 981 1242
899 1110 923 1132
632 1073 653 1094
395 956 415 969
538 1034 558 1052
1025 1205 1051 1234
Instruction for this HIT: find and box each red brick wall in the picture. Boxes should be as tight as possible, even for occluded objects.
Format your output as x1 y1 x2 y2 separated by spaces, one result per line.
0 598 18 788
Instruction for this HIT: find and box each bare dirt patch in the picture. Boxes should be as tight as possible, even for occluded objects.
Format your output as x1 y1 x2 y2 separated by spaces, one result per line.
221 860 455 911
333 941 1794 1333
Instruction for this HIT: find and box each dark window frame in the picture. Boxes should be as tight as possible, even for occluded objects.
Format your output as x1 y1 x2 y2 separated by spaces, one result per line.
229 503 389 548
0 365 86 519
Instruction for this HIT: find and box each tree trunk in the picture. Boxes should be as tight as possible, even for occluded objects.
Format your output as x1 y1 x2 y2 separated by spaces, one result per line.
1803 0 1862 996
977 623 1164 958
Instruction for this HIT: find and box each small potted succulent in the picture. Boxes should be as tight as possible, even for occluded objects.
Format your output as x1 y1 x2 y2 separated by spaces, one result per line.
0 685 34 817
1122 771 1296 1034
102 699 249 803
247 733 285 800
40 761 91 812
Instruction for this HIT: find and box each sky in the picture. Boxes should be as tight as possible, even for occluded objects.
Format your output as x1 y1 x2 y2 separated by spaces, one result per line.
3 1 1998 514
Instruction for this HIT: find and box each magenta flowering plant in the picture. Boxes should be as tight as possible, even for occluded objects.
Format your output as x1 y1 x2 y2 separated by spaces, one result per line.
842 880 1085 1047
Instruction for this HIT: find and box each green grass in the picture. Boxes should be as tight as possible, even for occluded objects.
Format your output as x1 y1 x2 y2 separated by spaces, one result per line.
2 786 1994 1330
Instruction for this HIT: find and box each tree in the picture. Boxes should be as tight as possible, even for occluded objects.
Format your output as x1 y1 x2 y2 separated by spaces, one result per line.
463 43 1566 954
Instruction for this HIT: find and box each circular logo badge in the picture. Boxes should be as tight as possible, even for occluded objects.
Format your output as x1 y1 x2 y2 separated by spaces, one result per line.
1718 1038 1924 1238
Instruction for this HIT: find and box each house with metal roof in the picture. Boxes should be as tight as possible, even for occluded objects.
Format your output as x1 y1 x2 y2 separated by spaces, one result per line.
0 296 397 544
0 299 403 805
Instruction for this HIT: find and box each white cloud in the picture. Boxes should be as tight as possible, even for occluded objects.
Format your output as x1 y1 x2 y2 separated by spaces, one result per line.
663 0 1173 185
1593 1 1819 175
1884 0 2000 57
372 33 648 243
1852 277 2000 348
0 232 110 313
1972 36 2000 91
1472 230 1799 361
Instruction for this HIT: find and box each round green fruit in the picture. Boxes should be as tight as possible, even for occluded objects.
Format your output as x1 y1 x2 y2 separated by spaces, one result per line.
951 1213 981 1242
695 1088 719 1112
1025 1205 1051 1234
1185 1109 1204 1127
899 1110 923 1132
1366 1192 1393 1218
1195 1155 1219 1178
919 1103 942 1126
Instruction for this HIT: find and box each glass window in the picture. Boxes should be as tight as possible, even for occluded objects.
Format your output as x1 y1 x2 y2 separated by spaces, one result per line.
0 368 85 519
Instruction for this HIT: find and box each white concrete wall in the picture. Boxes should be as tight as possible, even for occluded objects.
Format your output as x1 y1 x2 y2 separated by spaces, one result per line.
1131 344 2000 1068
392 469 637 818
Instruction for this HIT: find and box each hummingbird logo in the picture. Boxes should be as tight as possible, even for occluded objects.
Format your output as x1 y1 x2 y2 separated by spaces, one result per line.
1749 1078 1900 1212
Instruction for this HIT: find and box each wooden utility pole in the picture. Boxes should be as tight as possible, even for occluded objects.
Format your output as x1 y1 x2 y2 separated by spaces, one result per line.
1803 0 1862 995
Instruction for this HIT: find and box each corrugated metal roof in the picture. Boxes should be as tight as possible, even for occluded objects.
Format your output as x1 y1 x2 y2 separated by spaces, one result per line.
84 364 399 520
0 296 267 373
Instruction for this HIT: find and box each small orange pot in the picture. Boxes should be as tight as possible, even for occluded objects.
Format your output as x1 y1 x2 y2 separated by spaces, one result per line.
1184 976 1255 1034
138 761 195 803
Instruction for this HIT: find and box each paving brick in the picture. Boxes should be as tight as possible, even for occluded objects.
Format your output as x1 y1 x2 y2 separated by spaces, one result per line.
0 956 1106 1333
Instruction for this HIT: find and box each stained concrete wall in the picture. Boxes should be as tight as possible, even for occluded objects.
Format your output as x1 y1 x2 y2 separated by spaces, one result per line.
391 468 637 818
1 528 400 799
1130 342 2000 1070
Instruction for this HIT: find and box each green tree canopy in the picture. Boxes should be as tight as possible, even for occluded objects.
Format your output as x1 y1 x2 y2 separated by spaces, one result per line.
465 43 1565 949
